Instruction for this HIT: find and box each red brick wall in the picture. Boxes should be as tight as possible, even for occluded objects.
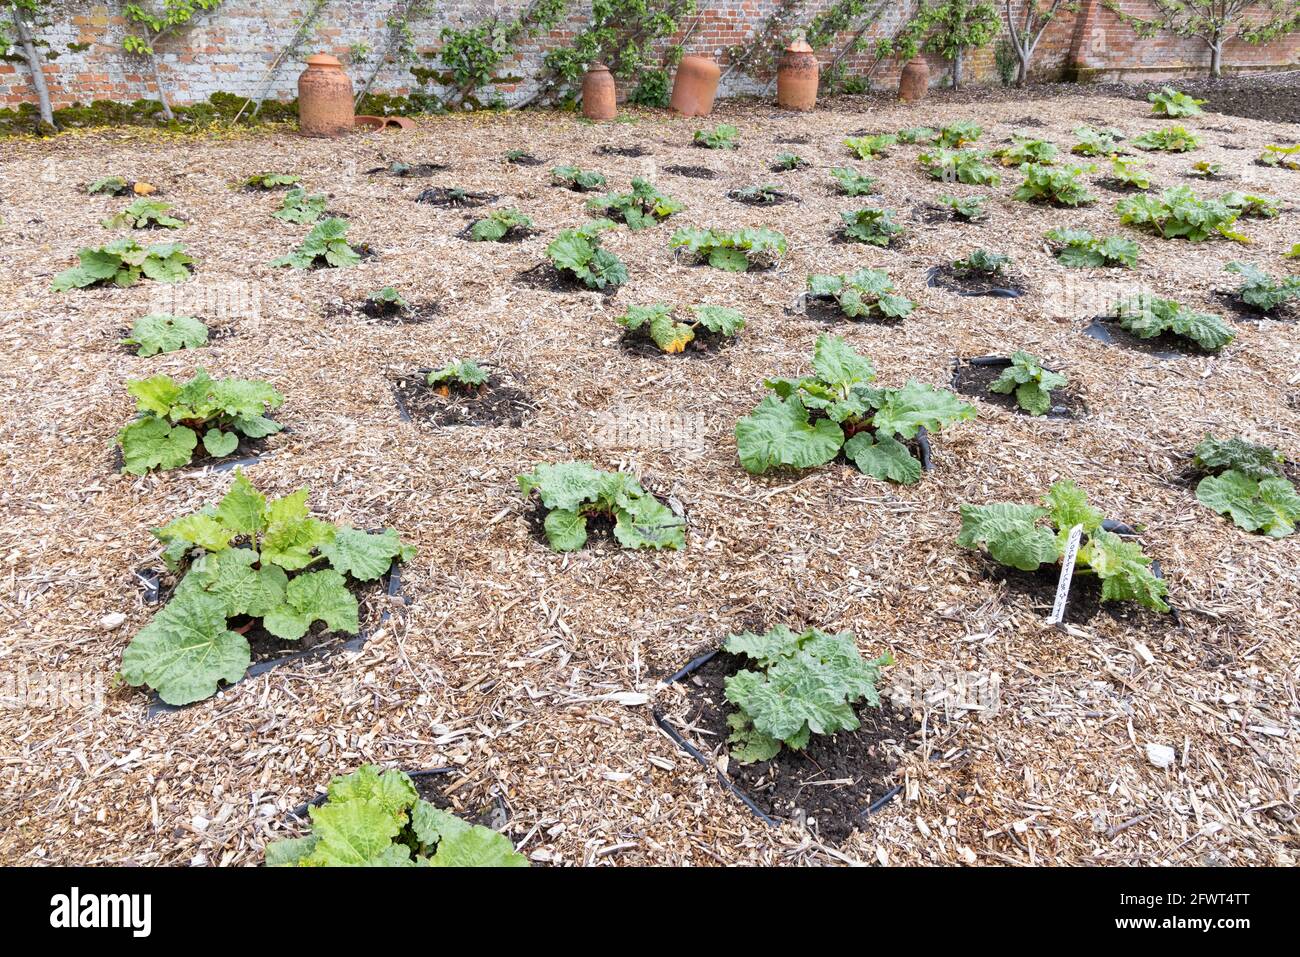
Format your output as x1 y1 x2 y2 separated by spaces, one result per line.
2 1 1296 111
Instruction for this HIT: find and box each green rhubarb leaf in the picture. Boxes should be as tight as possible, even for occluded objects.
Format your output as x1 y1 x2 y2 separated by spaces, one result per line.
304 799 411 867
1196 470 1300 537
1084 529 1170 612
119 592 250 705
810 334 876 389
735 394 845 475
326 765 418 822
542 508 588 552
411 803 528 867
517 462 604 512
726 710 783 763
708 246 750 271
956 503 1059 571
118 418 198 474
870 381 976 439
153 511 234 559
1043 480 1105 538
203 428 239 458
265 835 320 867
123 314 208 357
723 625 803 667
1192 435 1283 480
261 569 359 640
319 526 407 581
191 548 288 618
613 495 686 550
843 432 923 484
216 470 268 537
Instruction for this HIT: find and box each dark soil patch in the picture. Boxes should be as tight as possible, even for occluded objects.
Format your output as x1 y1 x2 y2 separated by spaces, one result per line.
595 144 650 157
1212 289 1297 323
662 164 717 180
927 264 1026 298
792 293 905 326
911 203 984 225
1144 75 1300 125
728 187 799 206
414 187 498 208
977 553 1175 628
952 357 1086 419
515 262 620 296
289 768 507 832
666 650 919 842
1010 116 1046 128
774 134 811 144
1083 316 1217 359
391 371 535 427
769 160 810 173
328 298 441 324
618 325 733 358
506 152 546 166
367 161 450 177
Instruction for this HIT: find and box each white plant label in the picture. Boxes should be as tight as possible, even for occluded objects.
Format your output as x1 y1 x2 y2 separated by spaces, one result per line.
1047 524 1085 626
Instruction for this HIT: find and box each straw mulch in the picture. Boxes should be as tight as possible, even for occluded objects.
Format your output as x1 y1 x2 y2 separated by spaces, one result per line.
0 87 1296 866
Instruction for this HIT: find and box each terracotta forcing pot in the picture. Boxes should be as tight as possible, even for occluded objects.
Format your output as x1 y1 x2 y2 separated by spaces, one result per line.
670 55 720 117
298 54 354 137
582 62 617 120
776 35 818 111
898 57 929 104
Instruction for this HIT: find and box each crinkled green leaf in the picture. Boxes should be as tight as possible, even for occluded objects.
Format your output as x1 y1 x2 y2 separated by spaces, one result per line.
118 418 198 474
261 569 359 640
735 393 845 475
319 526 408 581
411 803 528 867
956 503 1058 571
870 380 976 439
1196 470 1300 538
843 432 923 484
123 314 208 357
120 591 250 705
1085 529 1170 612
1192 434 1283 480
613 495 685 550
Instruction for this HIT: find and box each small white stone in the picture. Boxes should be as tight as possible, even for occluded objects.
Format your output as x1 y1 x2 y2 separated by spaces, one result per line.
100 612 126 631
1145 743 1177 769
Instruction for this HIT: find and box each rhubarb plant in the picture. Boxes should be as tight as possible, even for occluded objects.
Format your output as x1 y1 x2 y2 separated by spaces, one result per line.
1071 126 1125 157
469 208 533 241
722 625 892 763
117 368 284 473
1116 187 1245 242
953 249 1009 275
121 472 416 705
735 335 974 483
937 195 986 221
1188 160 1223 179
1108 155 1151 190
729 184 789 205
586 178 683 230
1107 295 1235 351
122 313 209 357
273 188 327 225
829 166 878 196
918 149 1002 186
517 462 685 552
988 351 1067 416
1045 228 1140 267
244 172 302 190
1148 87 1204 118
1192 435 1299 538
839 206 904 246
1013 163 1096 206
1132 126 1201 152
994 136 1058 166
844 133 897 160
1221 191 1279 220
807 268 913 321
1257 143 1300 170
772 152 809 170
693 124 738 149
52 239 194 291
546 219 628 289
616 303 745 352
957 481 1170 612
1223 261 1300 312
897 126 937 144
670 226 787 271
936 121 982 148
427 360 489 389
102 198 182 229
88 176 132 196
265 766 526 867
550 165 607 191
270 218 361 269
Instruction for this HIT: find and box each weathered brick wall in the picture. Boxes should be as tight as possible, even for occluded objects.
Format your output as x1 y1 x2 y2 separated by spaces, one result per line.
1 1 1296 111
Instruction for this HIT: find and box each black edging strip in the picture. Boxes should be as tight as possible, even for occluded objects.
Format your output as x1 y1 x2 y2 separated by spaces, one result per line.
144 559 406 718
653 648 903 830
